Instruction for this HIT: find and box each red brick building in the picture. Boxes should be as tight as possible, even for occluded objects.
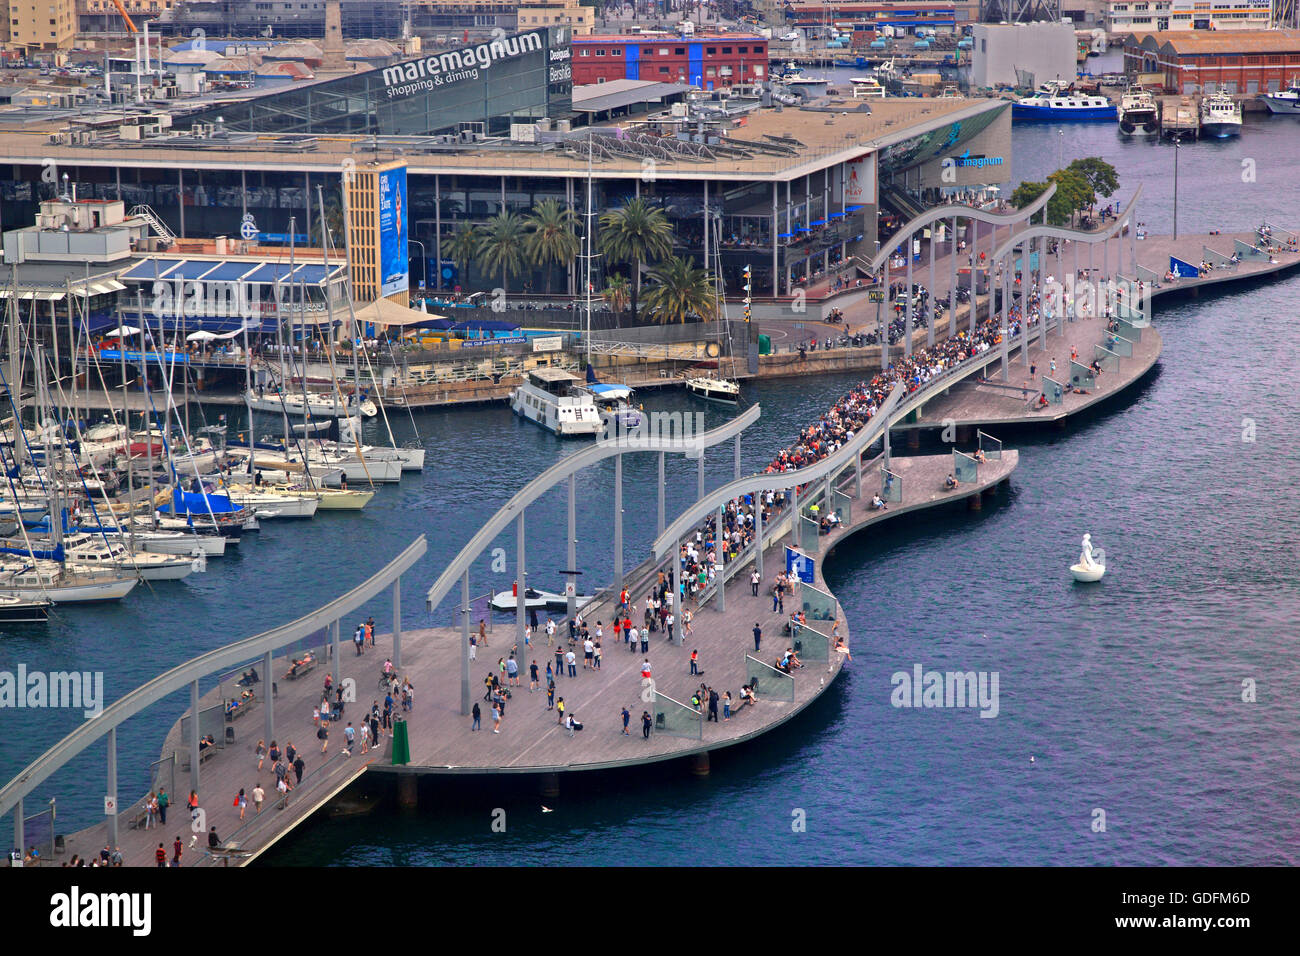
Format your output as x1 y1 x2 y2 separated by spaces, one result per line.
1122 29 1300 95
571 34 770 89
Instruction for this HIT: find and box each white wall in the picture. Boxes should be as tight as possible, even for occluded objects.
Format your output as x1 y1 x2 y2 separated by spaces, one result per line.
972 22 1078 89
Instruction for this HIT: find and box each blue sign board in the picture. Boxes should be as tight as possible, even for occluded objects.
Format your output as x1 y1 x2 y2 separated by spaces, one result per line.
98 350 189 365
379 166 409 298
1169 256 1199 278
785 546 815 584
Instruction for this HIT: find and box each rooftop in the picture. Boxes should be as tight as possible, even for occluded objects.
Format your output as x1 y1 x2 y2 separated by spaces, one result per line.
1122 29 1300 55
0 95 1003 183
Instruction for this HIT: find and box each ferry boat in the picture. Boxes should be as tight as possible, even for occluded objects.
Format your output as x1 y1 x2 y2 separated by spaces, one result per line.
509 368 602 437
1012 87 1116 122
1259 84 1300 114
1200 90 1242 138
1117 89 1159 135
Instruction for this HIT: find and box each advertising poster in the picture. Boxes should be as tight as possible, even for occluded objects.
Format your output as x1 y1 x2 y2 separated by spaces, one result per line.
379 166 409 297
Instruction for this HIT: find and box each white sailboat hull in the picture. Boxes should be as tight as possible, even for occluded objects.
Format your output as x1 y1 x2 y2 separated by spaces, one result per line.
0 575 138 603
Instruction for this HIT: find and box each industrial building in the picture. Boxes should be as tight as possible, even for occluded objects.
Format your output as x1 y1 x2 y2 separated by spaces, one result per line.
1105 0 1273 34
1121 28 1300 94
970 20 1078 89
571 34 771 88
3 0 78 51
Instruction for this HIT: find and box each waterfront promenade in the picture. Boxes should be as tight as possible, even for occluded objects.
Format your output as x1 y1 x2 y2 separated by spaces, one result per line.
43 446 1015 866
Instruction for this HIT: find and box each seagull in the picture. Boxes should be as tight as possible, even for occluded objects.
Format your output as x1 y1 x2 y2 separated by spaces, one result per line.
1029 756 1036 763
541 806 554 813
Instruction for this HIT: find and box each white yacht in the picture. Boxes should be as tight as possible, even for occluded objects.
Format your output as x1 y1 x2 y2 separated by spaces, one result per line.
685 375 741 405
850 76 886 99
510 368 602 437
1260 84 1300 114
61 533 203 581
1200 90 1242 138
0 558 138 603
246 386 378 419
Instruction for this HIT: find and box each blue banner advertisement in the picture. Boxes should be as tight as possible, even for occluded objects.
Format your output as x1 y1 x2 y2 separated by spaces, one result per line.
379 166 409 298
98 350 189 365
786 546 815 584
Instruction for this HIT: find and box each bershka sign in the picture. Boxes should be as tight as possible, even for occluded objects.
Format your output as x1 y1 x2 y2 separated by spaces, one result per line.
381 32 545 99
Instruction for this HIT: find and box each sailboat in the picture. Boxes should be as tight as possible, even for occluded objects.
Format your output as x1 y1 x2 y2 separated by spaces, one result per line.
686 220 741 405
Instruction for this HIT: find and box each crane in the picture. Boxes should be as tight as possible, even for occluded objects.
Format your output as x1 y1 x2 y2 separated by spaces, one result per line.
111 0 139 34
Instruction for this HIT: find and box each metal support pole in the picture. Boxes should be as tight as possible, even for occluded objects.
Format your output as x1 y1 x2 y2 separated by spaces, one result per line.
733 434 741 480
460 570 470 716
516 511 526 651
791 484 800 548
567 473 578 622
656 452 665 536
1021 242 1030 366
331 619 340 688
669 538 680 640
1000 264 1009 381
927 224 936 347
755 496 764 578
13 800 22 861
613 453 623 596
855 447 862 498
189 679 200 793
905 245 914 356
884 425 892 469
263 650 274 747
949 216 957 341
392 576 402 670
1103 232 1109 281
106 726 118 852
970 219 978 334
697 449 704 502
716 504 726 613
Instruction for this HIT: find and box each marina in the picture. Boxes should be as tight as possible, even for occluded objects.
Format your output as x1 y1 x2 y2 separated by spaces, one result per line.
3 6 1300 891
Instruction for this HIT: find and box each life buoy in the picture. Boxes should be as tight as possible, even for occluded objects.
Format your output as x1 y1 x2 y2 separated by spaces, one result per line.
705 342 721 358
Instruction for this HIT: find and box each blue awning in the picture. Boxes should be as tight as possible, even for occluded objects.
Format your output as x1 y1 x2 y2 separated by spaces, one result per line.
243 262 303 284
450 320 521 333
196 261 263 282
122 259 184 281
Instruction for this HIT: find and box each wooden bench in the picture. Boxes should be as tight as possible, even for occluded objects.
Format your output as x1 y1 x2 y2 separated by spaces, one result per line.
282 659 316 681
126 802 151 830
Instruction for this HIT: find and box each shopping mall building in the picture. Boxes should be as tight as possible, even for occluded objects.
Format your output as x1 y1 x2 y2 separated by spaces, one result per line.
0 28 1012 302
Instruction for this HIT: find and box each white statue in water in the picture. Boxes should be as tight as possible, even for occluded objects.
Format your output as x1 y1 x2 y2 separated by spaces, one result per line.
1071 532 1105 582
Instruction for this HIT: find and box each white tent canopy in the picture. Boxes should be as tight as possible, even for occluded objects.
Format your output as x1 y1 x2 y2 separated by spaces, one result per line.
353 297 448 328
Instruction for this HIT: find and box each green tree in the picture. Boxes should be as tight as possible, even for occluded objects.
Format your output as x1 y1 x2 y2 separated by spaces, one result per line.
475 212 529 295
598 197 674 320
602 273 630 315
524 199 580 295
445 222 481 286
642 255 717 325
1048 168 1094 225
1067 157 1120 217
1009 180 1050 212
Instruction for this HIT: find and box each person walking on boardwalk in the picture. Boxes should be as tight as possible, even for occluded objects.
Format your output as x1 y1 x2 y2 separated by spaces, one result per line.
366 617 375 647
344 722 356 754
690 649 700 675
469 631 477 661
554 645 564 678
546 681 556 711
292 754 305 785
529 659 539 691
545 618 555 645
157 787 169 825
354 624 365 656
751 569 761 596
506 656 519 686
566 648 577 677
478 619 488 648
172 835 183 867
622 706 631 735
753 623 762 652
491 701 502 734
187 790 199 823
472 701 481 731
594 641 602 670
723 691 732 721
252 783 264 815
583 635 595 669
556 696 566 725
707 688 719 723
771 585 780 612
155 843 166 868
236 788 248 820
666 612 675 643
318 721 329 754
642 711 653 739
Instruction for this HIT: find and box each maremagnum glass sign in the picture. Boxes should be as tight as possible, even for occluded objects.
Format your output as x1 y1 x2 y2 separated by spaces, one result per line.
181 27 572 136
379 167 409 298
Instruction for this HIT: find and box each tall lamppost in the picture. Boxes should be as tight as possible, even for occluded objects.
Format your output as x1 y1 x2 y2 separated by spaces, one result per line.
1172 132 1181 241
410 238 427 290
1057 128 1064 171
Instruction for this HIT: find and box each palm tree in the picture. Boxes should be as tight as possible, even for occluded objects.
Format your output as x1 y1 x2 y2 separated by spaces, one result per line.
445 222 481 287
524 199 580 295
598 197 673 320
475 212 528 295
642 256 717 325
310 193 345 250
602 273 630 315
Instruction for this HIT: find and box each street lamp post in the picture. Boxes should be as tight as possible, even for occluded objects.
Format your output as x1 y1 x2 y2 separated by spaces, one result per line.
1172 133 1181 241
409 238 427 291
1057 128 1064 171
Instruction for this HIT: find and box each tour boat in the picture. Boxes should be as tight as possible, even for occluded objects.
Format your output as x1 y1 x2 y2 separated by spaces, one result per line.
1013 88 1116 122
1200 90 1242 138
1117 89 1159 135
510 368 602 437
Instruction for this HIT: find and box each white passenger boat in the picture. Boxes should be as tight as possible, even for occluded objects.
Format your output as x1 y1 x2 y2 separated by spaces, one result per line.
510 368 602 437
1200 90 1242 138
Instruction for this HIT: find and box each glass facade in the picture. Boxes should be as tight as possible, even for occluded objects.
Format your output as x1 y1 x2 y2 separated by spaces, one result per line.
180 28 572 137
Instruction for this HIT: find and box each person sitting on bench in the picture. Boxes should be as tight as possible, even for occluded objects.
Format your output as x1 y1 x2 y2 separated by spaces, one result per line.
973 448 987 464
740 684 758 705
871 494 887 511
198 734 216 752
286 652 314 678
945 473 959 490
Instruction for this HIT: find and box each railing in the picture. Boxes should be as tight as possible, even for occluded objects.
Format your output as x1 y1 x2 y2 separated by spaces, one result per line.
128 204 176 245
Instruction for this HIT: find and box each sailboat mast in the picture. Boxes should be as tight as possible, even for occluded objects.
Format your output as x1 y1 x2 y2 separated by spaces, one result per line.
584 136 594 368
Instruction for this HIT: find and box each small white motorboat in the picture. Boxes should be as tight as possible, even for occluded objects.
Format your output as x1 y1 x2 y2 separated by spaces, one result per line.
1070 532 1106 582
490 587 594 613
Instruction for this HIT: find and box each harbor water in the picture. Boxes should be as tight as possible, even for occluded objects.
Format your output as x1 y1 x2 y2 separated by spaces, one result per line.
4 117 1300 865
